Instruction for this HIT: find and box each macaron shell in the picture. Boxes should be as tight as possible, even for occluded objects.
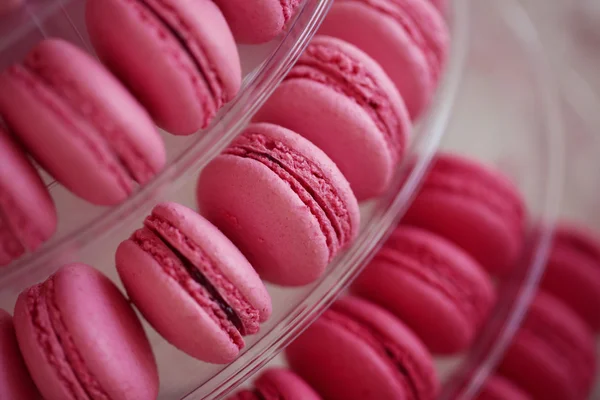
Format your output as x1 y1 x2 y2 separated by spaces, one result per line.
255 368 322 400
0 126 56 263
86 0 240 135
213 0 301 43
0 309 39 399
319 0 448 119
476 375 532 400
353 227 496 354
498 292 596 400
151 202 272 322
116 232 243 363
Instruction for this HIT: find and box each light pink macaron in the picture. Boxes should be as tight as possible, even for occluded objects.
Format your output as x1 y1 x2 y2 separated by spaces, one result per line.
0 309 40 399
213 0 302 44
256 35 411 200
403 153 527 275
319 0 449 120
13 263 159 400
86 0 241 135
0 125 56 266
0 38 166 205
116 202 272 364
198 123 361 286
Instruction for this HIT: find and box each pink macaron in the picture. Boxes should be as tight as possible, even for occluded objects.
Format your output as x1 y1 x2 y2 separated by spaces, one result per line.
0 125 57 266
498 292 596 400
116 202 272 364
13 263 159 400
353 226 496 354
319 0 449 120
403 153 527 275
0 309 40 399
0 0 23 15
0 38 166 206
86 0 241 136
255 35 411 200
475 375 531 400
213 0 302 44
286 296 439 400
197 123 360 286
539 222 600 331
226 368 321 400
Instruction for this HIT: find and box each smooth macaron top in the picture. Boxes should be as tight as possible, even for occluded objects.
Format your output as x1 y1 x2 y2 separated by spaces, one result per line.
353 226 496 354
117 202 271 363
227 368 321 400
287 296 438 400
86 0 241 135
198 123 360 286
476 375 532 400
256 35 411 200
13 263 158 400
0 309 40 399
213 0 302 43
0 125 56 265
404 153 526 274
319 0 448 119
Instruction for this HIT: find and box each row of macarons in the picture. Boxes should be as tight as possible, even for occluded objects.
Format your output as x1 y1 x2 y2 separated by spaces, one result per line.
0 0 449 267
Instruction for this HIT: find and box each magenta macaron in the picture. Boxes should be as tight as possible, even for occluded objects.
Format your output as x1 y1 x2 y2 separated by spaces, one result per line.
0 125 56 266
13 263 158 400
86 0 241 136
498 292 596 400
475 375 531 400
403 153 527 275
116 202 272 364
226 368 321 400
213 0 302 44
319 0 449 119
353 226 496 354
198 123 360 286
539 222 600 331
256 35 411 200
0 38 166 206
0 309 39 399
287 296 439 400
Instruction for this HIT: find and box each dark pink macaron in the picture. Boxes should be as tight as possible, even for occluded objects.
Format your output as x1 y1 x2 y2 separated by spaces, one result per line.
116 202 272 364
286 296 439 400
198 123 360 286
86 0 241 135
226 368 321 400
498 292 596 400
539 222 600 331
0 309 40 400
13 263 159 400
475 375 531 400
403 153 527 275
256 35 411 200
353 226 496 354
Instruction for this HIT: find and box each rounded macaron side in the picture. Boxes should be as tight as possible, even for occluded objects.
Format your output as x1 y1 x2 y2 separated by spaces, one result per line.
213 0 302 44
475 375 532 400
226 368 322 400
286 296 439 400
0 125 57 266
0 309 40 399
116 202 272 363
86 0 241 135
403 152 527 275
0 38 166 205
319 0 449 120
13 263 159 400
197 122 360 286
353 226 496 354
498 292 596 400
255 35 411 200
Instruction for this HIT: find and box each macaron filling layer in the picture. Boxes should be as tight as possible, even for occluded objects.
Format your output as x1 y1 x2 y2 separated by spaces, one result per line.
26 277 108 399
324 305 426 400
347 0 442 82
0 184 48 252
24 49 158 185
286 40 404 159
136 0 223 119
5 65 135 195
225 131 353 259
